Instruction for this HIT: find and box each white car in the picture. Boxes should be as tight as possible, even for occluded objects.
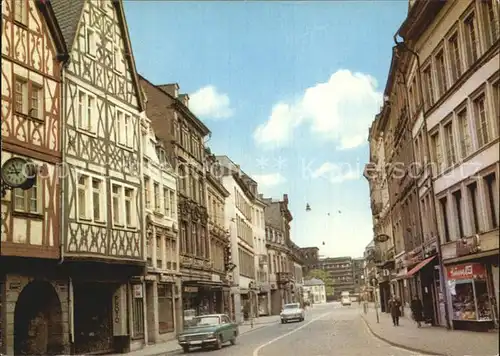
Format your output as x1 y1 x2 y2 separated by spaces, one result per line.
280 303 305 323
341 297 351 306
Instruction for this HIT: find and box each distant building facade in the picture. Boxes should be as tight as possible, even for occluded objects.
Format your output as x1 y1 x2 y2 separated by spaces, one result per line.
314 256 355 300
303 279 326 304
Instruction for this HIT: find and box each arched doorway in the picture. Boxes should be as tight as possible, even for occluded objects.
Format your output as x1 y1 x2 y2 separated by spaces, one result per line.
14 280 63 355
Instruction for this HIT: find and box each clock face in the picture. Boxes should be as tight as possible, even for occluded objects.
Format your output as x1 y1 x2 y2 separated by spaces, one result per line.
1 157 30 188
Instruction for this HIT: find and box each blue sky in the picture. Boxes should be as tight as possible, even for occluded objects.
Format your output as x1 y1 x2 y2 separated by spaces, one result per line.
125 1 408 258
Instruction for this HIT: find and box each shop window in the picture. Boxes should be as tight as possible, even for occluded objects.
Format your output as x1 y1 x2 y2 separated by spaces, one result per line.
158 284 174 333
448 264 493 322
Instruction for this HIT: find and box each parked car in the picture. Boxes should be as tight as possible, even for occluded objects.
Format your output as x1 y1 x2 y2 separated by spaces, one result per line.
280 303 305 323
177 314 238 353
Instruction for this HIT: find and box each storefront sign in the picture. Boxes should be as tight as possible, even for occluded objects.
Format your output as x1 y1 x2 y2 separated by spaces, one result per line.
133 284 143 298
184 286 198 293
447 263 486 280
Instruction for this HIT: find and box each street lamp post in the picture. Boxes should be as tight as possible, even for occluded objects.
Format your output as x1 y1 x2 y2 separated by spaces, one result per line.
371 278 380 323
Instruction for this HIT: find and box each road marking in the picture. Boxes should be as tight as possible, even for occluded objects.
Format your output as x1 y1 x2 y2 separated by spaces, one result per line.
252 311 333 356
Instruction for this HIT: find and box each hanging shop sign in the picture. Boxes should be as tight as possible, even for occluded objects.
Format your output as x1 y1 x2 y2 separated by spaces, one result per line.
133 284 143 298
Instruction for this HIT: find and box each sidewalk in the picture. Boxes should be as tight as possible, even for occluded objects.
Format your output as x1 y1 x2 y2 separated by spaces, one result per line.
360 304 499 356
111 315 281 356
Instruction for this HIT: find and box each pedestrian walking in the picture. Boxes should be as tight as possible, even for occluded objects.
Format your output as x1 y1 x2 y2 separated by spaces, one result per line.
410 296 424 328
389 295 402 326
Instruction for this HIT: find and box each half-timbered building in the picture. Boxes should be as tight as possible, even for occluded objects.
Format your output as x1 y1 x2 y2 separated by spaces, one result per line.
0 0 69 354
141 116 181 344
50 0 146 353
139 76 223 328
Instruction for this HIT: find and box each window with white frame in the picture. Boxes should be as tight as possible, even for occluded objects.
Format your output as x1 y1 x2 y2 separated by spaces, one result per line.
92 178 103 221
443 120 456 167
448 31 462 84
112 183 136 228
13 178 41 214
125 188 133 226
77 175 88 219
30 84 42 119
14 0 28 24
144 176 151 209
77 174 104 222
77 90 95 133
86 27 97 57
464 12 480 66
15 78 28 115
112 184 122 225
154 182 160 212
163 187 170 216
169 190 175 218
457 107 472 158
483 173 498 230
116 109 133 147
473 94 491 148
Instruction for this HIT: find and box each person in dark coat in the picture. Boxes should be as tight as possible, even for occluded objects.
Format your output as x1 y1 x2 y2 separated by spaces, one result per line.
410 296 424 327
389 296 402 326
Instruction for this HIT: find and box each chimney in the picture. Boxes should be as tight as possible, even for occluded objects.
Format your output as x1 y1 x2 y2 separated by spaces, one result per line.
179 94 189 107
158 83 179 98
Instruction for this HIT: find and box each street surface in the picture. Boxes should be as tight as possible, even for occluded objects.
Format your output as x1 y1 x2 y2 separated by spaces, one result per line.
183 303 417 356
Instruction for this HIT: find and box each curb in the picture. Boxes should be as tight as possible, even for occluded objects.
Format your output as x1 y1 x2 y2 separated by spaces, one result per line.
360 315 445 356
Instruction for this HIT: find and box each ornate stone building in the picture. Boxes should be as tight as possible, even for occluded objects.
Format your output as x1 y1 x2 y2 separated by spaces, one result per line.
263 194 295 315
204 150 232 318
139 76 227 326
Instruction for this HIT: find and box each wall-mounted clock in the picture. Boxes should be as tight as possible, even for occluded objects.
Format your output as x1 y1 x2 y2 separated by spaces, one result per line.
1 157 37 190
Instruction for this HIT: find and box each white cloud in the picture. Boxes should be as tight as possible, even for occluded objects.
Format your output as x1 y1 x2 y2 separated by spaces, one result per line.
253 69 383 150
312 162 361 184
251 173 286 187
189 85 234 120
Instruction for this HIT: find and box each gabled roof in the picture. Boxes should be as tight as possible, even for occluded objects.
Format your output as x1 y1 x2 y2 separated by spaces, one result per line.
49 0 85 52
50 0 144 111
36 0 69 60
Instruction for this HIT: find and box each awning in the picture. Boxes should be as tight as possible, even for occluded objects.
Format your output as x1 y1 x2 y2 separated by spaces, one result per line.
407 255 436 277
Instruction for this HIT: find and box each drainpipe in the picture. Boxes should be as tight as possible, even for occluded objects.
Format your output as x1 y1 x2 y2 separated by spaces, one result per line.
393 32 452 330
58 56 71 265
